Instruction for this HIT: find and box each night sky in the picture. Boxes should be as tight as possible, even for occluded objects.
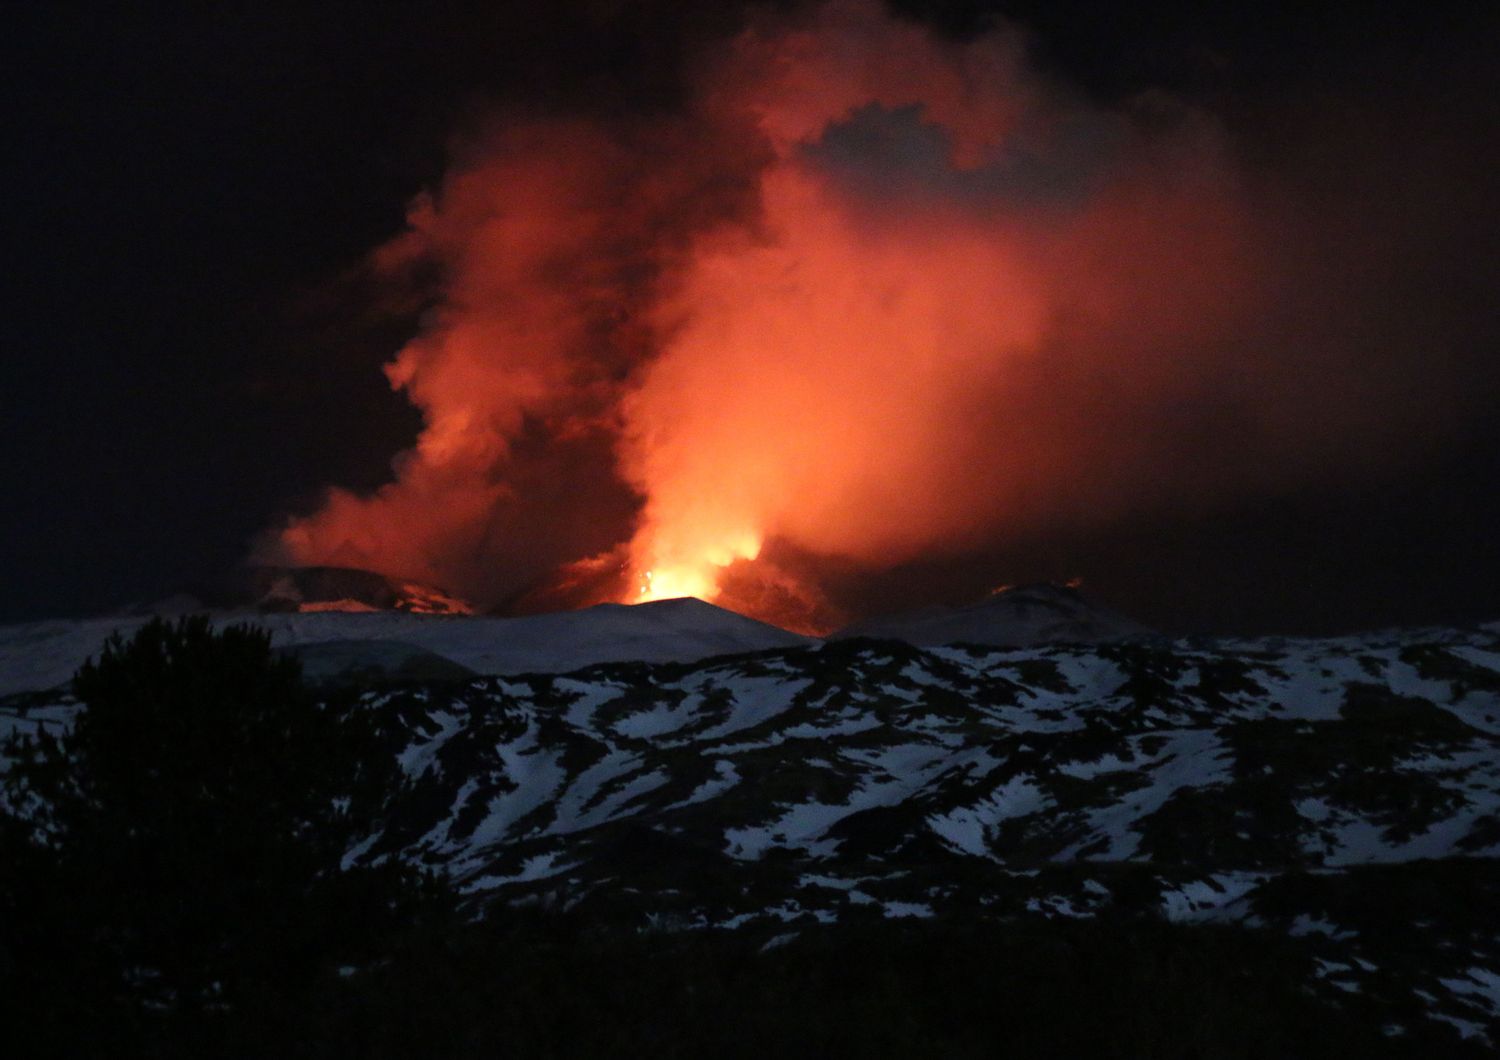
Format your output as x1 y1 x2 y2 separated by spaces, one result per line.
4 0 1498 634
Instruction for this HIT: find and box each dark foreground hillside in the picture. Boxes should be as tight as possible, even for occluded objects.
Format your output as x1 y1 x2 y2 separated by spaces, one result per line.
11 899 1496 1058
264 906 1499 1059
4 617 1500 1054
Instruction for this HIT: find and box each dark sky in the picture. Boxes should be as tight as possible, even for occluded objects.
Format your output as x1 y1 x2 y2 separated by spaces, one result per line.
3 0 1497 634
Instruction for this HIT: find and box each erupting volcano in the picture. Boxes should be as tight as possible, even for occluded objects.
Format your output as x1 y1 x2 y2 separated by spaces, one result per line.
258 0 1480 632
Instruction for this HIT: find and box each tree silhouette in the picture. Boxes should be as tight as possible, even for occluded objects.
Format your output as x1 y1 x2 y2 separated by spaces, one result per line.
1 616 444 1049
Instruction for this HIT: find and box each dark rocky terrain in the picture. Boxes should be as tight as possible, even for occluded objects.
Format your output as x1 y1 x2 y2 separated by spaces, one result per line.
5 593 1500 1051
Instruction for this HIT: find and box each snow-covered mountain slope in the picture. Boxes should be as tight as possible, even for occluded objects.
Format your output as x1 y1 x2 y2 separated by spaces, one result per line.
1 578 1148 697
281 639 477 686
345 626 1496 1043
831 582 1150 646
7 623 1500 1040
0 597 813 697
329 628 1500 895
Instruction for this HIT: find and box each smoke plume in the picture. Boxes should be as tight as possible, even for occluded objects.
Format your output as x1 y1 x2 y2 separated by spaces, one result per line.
261 0 1496 631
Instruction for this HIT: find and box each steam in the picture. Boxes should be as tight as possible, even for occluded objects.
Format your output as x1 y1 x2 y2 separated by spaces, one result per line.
261 0 1493 630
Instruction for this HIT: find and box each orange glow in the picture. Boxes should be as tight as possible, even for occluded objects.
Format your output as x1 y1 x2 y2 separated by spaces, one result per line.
260 0 1288 624
638 569 708 603
631 530 762 604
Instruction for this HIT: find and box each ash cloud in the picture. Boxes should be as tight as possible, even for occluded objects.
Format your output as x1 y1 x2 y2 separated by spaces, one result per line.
259 0 1500 630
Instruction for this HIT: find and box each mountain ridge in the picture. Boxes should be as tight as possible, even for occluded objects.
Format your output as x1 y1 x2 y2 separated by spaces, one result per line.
831 581 1152 646
4 607 1500 1041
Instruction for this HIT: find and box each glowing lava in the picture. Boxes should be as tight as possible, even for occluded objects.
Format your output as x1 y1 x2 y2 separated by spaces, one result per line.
636 569 710 602
631 532 763 603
